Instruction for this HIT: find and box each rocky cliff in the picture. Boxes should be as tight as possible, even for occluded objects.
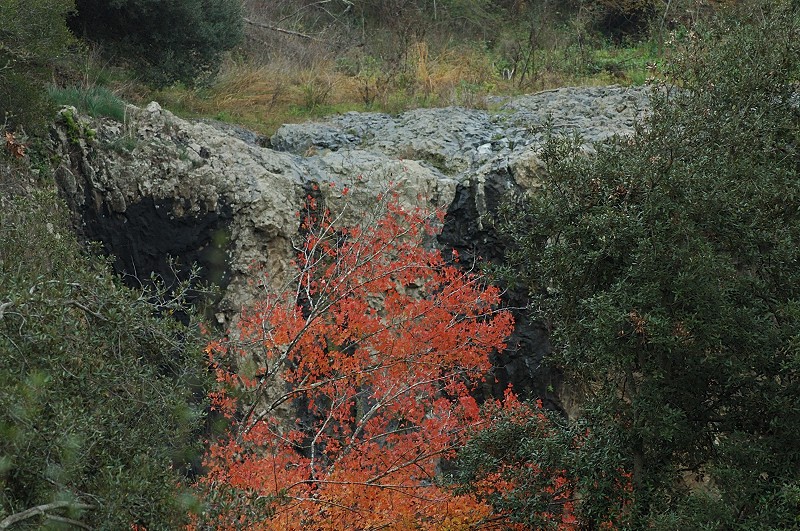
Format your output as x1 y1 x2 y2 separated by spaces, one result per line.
52 85 651 407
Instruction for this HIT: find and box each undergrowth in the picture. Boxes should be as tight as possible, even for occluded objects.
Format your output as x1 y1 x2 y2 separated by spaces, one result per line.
148 40 659 136
43 2 670 137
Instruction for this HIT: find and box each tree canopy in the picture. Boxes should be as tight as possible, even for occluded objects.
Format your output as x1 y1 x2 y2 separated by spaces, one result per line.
193 192 515 529
69 0 243 86
0 0 75 131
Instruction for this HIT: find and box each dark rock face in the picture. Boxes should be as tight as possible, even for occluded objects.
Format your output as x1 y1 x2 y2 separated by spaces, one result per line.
439 168 519 266
438 168 563 410
491 315 562 410
79 195 233 295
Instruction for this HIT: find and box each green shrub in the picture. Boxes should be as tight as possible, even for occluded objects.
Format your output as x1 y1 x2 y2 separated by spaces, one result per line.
0 190 210 529
0 0 76 132
459 1 800 527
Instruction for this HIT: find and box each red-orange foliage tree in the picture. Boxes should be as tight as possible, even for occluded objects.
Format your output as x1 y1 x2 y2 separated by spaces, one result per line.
194 191 515 529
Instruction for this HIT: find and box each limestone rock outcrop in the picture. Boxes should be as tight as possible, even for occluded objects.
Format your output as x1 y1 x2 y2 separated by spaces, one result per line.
52 84 651 406
53 102 456 320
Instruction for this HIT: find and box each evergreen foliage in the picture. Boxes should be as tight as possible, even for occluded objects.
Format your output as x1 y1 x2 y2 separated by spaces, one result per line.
0 191 210 529
69 0 244 86
0 0 76 132
453 396 633 529
457 1 800 528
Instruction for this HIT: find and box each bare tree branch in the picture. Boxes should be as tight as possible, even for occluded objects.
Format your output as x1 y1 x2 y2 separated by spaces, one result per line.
0 501 94 530
244 18 320 41
45 514 92 530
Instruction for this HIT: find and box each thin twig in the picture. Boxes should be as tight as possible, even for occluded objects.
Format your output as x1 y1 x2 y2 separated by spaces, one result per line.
244 18 320 41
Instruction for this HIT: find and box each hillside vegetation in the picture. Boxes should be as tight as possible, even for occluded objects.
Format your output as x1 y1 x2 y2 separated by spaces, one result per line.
458 3 800 527
6 0 718 136
2 0 799 528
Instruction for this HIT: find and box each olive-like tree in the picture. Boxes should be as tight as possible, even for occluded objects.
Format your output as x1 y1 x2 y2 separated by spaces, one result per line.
0 191 210 529
0 0 75 131
456 2 800 528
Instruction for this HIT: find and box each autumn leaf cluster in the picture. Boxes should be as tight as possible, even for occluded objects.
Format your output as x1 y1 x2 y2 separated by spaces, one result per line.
194 195 516 529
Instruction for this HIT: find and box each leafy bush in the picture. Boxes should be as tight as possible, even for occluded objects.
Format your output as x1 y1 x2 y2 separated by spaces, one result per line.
0 190 210 529
453 395 633 529
69 0 244 86
459 1 800 528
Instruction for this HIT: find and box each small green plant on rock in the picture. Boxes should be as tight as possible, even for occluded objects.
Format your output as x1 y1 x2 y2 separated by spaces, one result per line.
58 108 96 145
48 85 127 122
